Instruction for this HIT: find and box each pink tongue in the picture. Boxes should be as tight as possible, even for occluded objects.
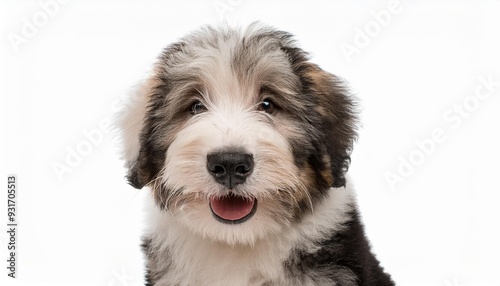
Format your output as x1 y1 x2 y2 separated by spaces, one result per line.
210 196 255 221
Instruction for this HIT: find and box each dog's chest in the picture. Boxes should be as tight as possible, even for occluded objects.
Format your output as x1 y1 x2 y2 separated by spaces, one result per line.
144 186 356 286
148 231 341 286
155 237 287 286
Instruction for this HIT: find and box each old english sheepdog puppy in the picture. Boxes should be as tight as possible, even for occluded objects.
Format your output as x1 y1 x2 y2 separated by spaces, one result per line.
119 23 394 286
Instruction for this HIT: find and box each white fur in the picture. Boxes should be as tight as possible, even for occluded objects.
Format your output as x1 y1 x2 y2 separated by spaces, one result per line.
144 180 354 286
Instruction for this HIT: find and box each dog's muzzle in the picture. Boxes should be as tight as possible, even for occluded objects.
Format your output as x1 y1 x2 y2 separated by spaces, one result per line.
207 151 256 224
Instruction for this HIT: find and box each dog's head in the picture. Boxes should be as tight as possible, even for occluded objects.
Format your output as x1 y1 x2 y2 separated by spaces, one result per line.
121 24 357 245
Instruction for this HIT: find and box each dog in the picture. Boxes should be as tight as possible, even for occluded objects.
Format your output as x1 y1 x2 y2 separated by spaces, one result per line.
119 23 394 286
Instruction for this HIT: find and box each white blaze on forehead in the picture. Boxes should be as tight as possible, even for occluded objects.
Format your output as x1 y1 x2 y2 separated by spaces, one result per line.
162 26 299 109
188 45 259 109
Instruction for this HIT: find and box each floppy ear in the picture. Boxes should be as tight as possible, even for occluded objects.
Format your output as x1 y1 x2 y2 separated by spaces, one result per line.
305 65 358 188
119 41 191 189
274 30 357 188
117 79 165 189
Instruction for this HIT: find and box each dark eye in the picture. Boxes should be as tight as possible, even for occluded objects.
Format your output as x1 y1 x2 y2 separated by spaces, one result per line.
258 99 276 114
191 101 207 114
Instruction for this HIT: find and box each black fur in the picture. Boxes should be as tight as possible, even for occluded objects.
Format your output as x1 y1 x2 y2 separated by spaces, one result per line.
141 236 174 286
285 208 394 285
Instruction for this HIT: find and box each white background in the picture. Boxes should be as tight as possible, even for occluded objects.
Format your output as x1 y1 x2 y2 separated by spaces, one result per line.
1 1 500 285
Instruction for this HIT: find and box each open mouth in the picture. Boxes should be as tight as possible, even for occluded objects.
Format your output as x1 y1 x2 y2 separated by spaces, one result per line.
209 194 257 224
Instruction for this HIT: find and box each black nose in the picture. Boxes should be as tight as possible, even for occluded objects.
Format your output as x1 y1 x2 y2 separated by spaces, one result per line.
207 152 254 189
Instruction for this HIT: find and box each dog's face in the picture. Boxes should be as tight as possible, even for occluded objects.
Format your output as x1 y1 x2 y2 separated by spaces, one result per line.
123 24 356 245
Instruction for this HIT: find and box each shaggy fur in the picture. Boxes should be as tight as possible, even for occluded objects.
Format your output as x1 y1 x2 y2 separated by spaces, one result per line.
119 23 394 286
